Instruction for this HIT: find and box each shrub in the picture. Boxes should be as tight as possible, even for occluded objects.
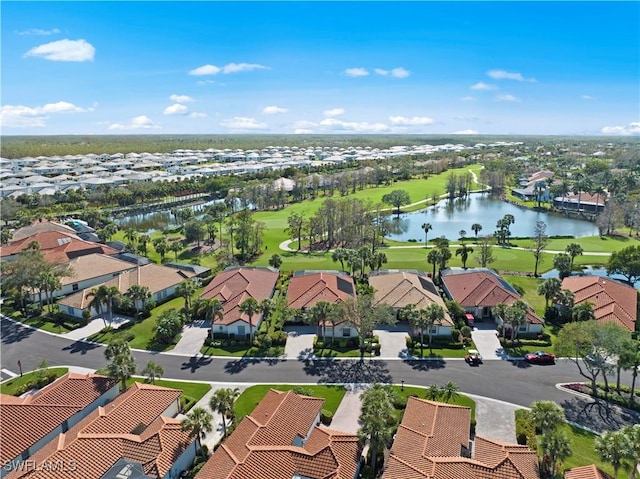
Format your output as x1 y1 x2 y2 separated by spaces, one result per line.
514 410 537 452
269 331 288 346
338 339 348 349
470 418 477 436
374 343 381 355
320 409 333 425
393 395 408 409
406 336 413 348
460 326 472 338
450 328 460 341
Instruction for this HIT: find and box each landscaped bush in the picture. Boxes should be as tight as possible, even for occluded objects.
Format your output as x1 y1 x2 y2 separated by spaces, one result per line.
514 409 537 452
450 328 460 341
269 331 287 345
460 326 472 338
405 336 413 348
374 343 381 355
320 409 333 425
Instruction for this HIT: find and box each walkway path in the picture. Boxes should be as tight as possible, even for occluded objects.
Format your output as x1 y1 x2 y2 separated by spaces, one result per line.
172 320 210 356
62 316 130 340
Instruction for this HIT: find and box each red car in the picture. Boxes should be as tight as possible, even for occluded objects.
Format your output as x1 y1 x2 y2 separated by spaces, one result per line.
524 351 555 364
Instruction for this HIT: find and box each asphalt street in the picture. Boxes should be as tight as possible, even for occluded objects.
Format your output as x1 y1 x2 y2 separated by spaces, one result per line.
0 317 635 412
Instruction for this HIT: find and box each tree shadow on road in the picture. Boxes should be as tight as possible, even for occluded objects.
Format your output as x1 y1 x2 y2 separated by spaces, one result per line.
223 356 282 375
302 358 392 384
180 354 212 373
404 359 446 371
508 359 532 369
1 319 34 344
560 395 639 433
62 339 100 355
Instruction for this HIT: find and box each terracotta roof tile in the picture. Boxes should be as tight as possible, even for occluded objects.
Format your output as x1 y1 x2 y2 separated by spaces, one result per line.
200 267 278 326
562 276 637 332
564 465 614 479
287 272 356 309
0 231 117 263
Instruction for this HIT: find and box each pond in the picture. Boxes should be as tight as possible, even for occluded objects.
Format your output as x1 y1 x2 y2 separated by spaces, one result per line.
114 199 221 232
386 194 600 242
541 266 640 289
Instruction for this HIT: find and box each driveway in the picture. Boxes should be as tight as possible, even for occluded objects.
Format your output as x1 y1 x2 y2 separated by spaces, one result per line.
172 320 210 355
467 394 519 442
324 384 367 434
470 321 505 360
283 325 316 360
374 323 411 359
62 316 130 341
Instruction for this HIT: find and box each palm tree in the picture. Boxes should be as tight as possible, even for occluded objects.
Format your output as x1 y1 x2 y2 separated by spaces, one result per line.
309 301 332 340
357 246 373 279
126 284 151 312
153 238 168 262
425 384 441 401
541 430 572 479
455 244 474 269
239 297 260 343
331 247 348 272
537 278 562 310
369 251 388 271
141 360 164 384
571 301 595 322
38 271 61 314
138 234 151 255
427 249 440 278
104 339 136 391
103 286 122 324
471 223 482 240
441 381 460 403
458 229 466 244
181 407 213 440
621 424 640 479
124 228 138 248
176 279 198 315
205 298 224 339
209 387 240 438
596 430 628 479
358 384 396 475
530 400 565 432
87 285 108 326
421 223 433 248
565 243 584 269
169 240 183 261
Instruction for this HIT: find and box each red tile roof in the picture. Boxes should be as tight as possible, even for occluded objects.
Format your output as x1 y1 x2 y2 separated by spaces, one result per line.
287 272 356 310
382 397 539 479
196 389 361 479
441 269 542 325
564 465 613 479
0 231 117 263
6 382 192 479
0 373 117 463
200 267 278 326
562 276 637 332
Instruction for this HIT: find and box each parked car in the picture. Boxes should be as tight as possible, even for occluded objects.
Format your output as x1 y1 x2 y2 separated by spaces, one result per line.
464 349 483 366
524 351 555 365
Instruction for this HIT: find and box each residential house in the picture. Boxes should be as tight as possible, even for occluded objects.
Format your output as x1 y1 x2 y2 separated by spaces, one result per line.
561 276 637 332
287 271 358 338
6 382 197 479
196 389 361 479
553 192 606 213
511 170 554 202
564 465 613 479
440 268 543 334
382 397 539 478
58 263 198 318
200 267 279 338
369 270 454 336
0 372 118 476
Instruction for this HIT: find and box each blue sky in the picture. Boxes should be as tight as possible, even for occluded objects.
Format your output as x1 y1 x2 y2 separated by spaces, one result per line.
2 1 639 136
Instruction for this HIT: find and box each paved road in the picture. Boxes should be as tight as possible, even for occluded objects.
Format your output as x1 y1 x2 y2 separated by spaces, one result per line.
3 317 635 411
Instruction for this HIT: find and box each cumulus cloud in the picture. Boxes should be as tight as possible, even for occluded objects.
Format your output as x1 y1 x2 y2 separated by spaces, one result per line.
189 62 268 76
163 103 189 116
263 105 288 114
107 115 160 131
388 116 435 126
18 28 60 36
189 112 207 118
324 107 345 117
170 94 194 103
374 68 389 76
453 129 479 135
601 122 640 136
24 39 95 62
220 116 268 130
495 94 520 102
460 96 476 101
580 95 593 100
320 118 389 132
0 101 91 128
487 69 536 82
344 67 369 77
390 67 410 78
471 82 497 91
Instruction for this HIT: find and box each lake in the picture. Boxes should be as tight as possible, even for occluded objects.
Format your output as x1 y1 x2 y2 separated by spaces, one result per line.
386 194 600 241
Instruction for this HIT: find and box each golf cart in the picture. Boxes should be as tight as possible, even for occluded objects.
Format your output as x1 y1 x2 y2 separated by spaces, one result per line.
465 349 483 366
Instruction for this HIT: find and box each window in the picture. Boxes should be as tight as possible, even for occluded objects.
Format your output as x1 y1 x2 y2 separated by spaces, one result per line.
431 327 437 334
72 284 79 291
238 325 246 336
342 328 350 337
519 325 527 332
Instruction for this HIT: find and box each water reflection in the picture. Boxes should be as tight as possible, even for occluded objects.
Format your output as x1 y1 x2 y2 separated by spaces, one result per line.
387 194 600 241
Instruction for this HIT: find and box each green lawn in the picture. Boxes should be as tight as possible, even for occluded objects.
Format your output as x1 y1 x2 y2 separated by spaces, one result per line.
554 424 616 476
0 301 80 334
390 385 476 421
199 344 284 357
234 384 347 422
0 367 69 395
126 376 211 412
502 275 546 316
409 342 477 359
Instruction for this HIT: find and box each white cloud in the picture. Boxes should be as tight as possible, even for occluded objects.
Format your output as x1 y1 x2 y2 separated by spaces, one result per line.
460 96 476 101
487 69 536 82
220 116 268 130
471 82 497 91
163 103 189 116
390 67 410 78
495 94 520 102
189 112 207 118
320 118 389 132
0 101 91 128
344 67 369 77
18 28 60 36
374 68 388 76
170 94 194 103
580 95 593 100
601 122 640 136
24 39 95 62
453 129 479 135
294 129 314 134
263 105 288 114
388 116 435 126
189 62 268 76
293 120 318 129
107 115 160 131
197 80 217 85
324 107 345 117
